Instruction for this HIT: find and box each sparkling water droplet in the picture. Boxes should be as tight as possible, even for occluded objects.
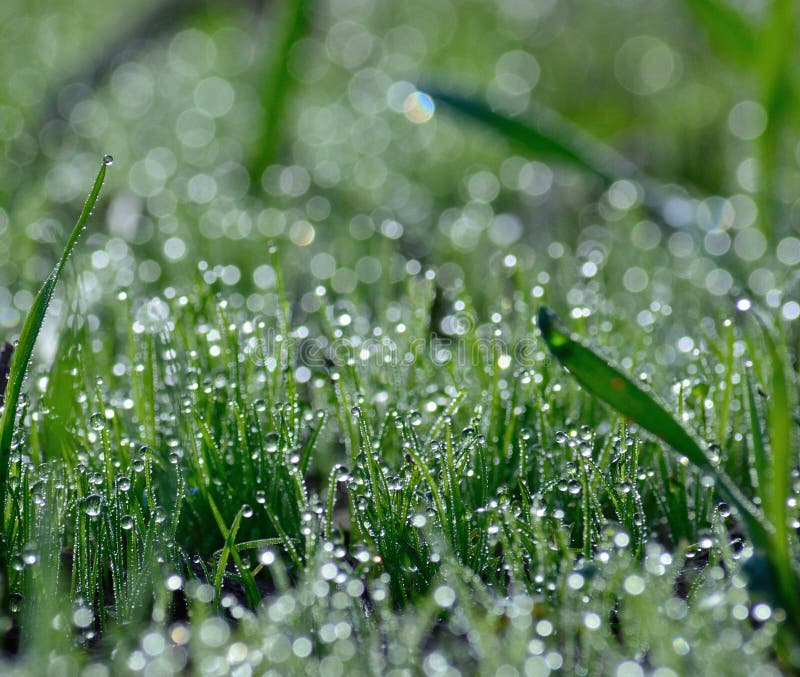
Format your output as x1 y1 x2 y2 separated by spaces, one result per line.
242 504 253 518
84 494 102 517
265 432 279 453
102 154 114 166
90 413 106 431
9 593 23 613
72 606 94 628
121 515 135 530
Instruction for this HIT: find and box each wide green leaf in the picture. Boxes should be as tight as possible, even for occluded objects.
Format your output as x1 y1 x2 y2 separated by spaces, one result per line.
536 307 768 540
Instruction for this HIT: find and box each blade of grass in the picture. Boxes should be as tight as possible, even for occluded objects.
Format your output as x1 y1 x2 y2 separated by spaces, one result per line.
753 321 800 620
536 307 768 541
744 367 769 493
679 0 756 66
231 538 283 553
263 503 303 569
299 410 325 475
429 88 640 184
208 498 260 609
0 157 109 522
249 0 312 182
427 88 675 218
754 0 794 243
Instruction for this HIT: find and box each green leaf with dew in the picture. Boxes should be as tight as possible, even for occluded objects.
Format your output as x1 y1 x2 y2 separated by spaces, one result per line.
0 157 109 514
536 307 768 541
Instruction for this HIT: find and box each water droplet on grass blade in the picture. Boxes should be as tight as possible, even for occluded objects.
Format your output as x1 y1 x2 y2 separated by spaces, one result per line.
72 606 94 628
102 154 114 166
84 494 102 517
89 412 106 431
265 432 279 452
9 593 23 613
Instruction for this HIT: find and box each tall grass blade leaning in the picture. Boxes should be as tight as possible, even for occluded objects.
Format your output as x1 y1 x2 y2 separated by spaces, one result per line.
679 0 756 66
536 307 768 539
427 88 675 217
538 306 800 627
0 157 110 520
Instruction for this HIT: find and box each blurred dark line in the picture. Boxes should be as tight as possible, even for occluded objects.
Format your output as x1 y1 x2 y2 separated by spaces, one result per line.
6 0 269 218
39 0 268 125
43 0 203 122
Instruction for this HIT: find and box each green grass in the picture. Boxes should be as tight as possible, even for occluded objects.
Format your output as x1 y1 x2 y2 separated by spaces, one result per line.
0 161 797 672
0 0 799 674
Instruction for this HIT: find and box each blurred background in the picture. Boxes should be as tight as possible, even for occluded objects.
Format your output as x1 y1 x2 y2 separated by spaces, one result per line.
0 0 798 341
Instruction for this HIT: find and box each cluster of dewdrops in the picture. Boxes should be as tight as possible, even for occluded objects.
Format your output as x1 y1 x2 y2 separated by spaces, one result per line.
2 0 799 336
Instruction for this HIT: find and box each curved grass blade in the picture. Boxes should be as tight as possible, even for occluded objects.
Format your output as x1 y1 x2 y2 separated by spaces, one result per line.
207 496 260 609
745 317 800 622
761 329 791 536
536 307 769 541
427 88 674 217
680 0 756 66
0 158 109 513
299 410 325 475
744 368 768 493
429 88 638 183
